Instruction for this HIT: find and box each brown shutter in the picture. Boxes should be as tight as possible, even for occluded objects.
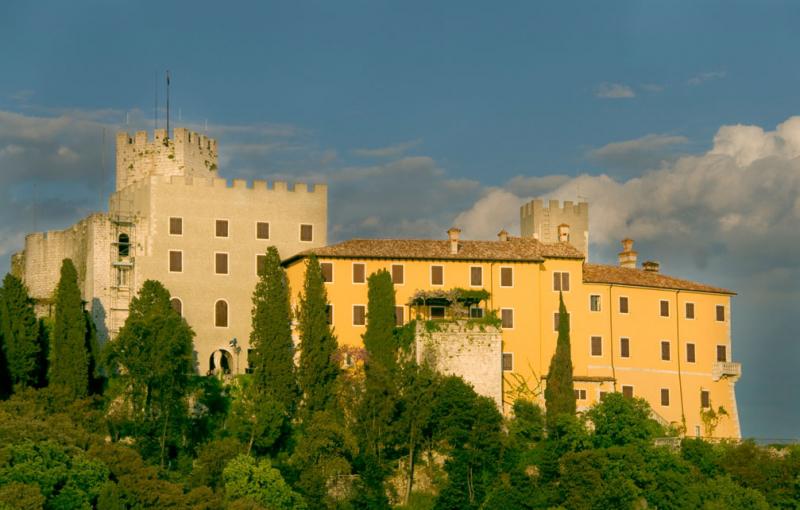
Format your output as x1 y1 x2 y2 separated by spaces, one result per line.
431 265 443 285
619 296 629 313
553 272 561 291
716 345 727 362
256 222 270 239
661 341 671 361
395 306 404 326
501 309 514 328
169 250 182 272
661 388 670 406
215 253 228 274
353 263 365 283
660 300 670 317
320 263 333 283
622 386 634 398
685 302 695 319
686 343 696 363
169 217 182 235
562 272 570 291
353 305 366 325
216 219 228 237
716 305 725 322
502 353 513 371
471 266 482 286
701 390 710 408
257 255 267 276
591 336 602 356
500 267 513 287
391 265 404 284
215 300 228 327
620 337 630 358
300 224 313 241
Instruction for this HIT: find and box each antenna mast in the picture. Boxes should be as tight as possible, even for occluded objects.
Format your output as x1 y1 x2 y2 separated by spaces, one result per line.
166 70 171 139
154 71 158 131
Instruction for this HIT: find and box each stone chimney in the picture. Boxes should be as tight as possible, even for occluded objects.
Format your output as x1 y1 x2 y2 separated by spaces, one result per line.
618 239 638 268
642 260 660 273
447 227 461 254
497 229 509 242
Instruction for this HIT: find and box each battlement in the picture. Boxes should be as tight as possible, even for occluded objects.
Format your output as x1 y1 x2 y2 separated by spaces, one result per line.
115 127 219 191
160 176 327 194
520 198 590 258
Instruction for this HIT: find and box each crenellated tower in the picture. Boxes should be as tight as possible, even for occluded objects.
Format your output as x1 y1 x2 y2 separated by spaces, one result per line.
115 127 219 191
520 199 589 258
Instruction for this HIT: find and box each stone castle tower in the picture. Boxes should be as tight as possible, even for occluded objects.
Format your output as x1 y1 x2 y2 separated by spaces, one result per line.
520 199 589 258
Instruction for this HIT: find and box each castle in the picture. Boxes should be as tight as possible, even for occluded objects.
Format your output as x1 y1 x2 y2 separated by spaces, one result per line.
11 128 741 438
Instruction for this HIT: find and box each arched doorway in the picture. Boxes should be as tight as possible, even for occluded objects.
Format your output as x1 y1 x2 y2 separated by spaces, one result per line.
209 349 233 375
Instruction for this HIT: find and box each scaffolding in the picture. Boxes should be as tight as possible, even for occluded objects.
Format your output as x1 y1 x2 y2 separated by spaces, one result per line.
108 196 136 336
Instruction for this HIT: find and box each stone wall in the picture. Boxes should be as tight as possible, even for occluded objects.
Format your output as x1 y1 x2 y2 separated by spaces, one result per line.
415 321 503 409
520 199 589 258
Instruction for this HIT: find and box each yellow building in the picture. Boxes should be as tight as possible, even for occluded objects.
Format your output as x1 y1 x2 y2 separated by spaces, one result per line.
283 230 741 439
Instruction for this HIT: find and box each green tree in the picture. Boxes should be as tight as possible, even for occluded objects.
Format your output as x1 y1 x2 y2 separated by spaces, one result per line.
544 292 575 431
104 280 195 468
362 269 397 372
50 259 89 399
249 246 297 414
223 455 307 510
297 254 340 415
227 376 286 455
586 393 664 448
0 274 40 389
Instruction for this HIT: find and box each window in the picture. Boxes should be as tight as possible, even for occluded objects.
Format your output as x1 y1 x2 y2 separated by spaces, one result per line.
685 302 695 319
215 219 229 238
502 353 514 371
553 271 570 291
620 337 630 358
256 255 267 276
619 296 629 314
716 345 727 362
599 391 608 401
300 224 313 242
661 388 670 406
660 300 670 317
321 262 333 283
622 385 634 398
695 425 702 437
430 306 446 319
215 300 228 327
391 264 404 285
256 222 270 240
661 341 671 361
500 267 513 287
701 390 711 409
169 217 183 235
553 312 569 331
170 298 182 316
431 265 444 285
325 304 333 325
215 253 229 275
501 309 514 329
716 304 725 322
169 250 183 272
116 268 130 287
590 336 602 356
590 294 601 312
352 263 365 284
395 306 405 326
574 389 587 400
686 343 696 363
118 233 130 258
353 305 366 326
470 266 483 287
469 307 484 319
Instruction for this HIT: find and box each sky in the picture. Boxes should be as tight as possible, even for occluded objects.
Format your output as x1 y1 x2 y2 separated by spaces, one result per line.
1 1 798 438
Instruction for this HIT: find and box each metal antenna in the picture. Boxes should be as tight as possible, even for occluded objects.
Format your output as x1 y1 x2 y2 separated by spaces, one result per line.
100 127 106 210
166 70 171 138
154 70 158 131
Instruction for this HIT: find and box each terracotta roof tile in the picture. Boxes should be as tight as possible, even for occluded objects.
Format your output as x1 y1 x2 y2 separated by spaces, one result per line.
583 263 735 295
283 237 584 264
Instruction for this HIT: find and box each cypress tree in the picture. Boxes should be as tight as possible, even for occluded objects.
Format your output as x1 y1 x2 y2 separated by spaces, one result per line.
362 269 397 373
0 274 40 388
50 259 89 399
250 246 297 414
544 291 575 430
297 254 339 414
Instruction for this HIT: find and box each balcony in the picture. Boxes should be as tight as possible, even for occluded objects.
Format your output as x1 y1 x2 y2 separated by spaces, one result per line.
712 361 742 381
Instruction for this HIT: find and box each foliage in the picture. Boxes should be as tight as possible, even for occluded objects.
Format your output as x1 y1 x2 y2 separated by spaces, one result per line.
189 438 243 492
700 405 729 437
50 259 89 400
297 254 340 415
586 392 664 448
543 292 574 431
508 399 545 446
103 280 195 467
249 246 298 416
227 376 286 455
407 288 490 307
223 455 307 509
0 273 40 388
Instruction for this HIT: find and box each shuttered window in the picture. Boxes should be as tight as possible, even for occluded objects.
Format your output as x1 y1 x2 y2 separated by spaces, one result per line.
215 219 229 238
215 300 228 327
553 272 570 291
661 388 670 406
716 305 725 322
169 250 183 272
685 302 695 319
501 309 514 329
620 337 630 358
395 306 404 326
686 343 696 363
619 296 629 314
661 341 671 361
622 386 634 398
470 266 482 286
352 263 365 284
321 263 333 283
431 265 444 285
300 224 313 242
169 217 182 235
391 265 404 284
256 222 270 240
716 345 727 362
215 253 229 274
701 390 710 409
502 353 513 371
500 267 513 287
256 255 267 276
660 300 670 317
591 336 602 356
353 305 366 326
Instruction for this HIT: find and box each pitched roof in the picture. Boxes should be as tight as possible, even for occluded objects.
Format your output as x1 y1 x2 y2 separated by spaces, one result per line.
582 263 735 295
283 237 584 265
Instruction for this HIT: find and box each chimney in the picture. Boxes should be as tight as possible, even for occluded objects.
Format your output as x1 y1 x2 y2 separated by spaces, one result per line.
642 260 660 273
618 238 637 268
447 227 461 254
497 229 509 242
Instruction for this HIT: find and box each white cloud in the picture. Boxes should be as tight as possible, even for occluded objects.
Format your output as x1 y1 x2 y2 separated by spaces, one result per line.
595 83 635 99
588 133 688 176
352 139 422 158
453 188 524 239
687 71 726 86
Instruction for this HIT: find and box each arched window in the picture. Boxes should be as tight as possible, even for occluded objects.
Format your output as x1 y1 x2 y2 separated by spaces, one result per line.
170 298 182 316
215 300 228 327
118 233 130 257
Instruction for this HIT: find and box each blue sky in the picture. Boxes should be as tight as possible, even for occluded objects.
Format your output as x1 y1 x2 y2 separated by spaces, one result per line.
1 1 799 438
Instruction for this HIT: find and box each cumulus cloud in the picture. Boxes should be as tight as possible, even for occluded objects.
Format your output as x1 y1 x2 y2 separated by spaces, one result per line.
687 70 726 86
595 82 635 99
588 133 688 176
352 139 422 158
